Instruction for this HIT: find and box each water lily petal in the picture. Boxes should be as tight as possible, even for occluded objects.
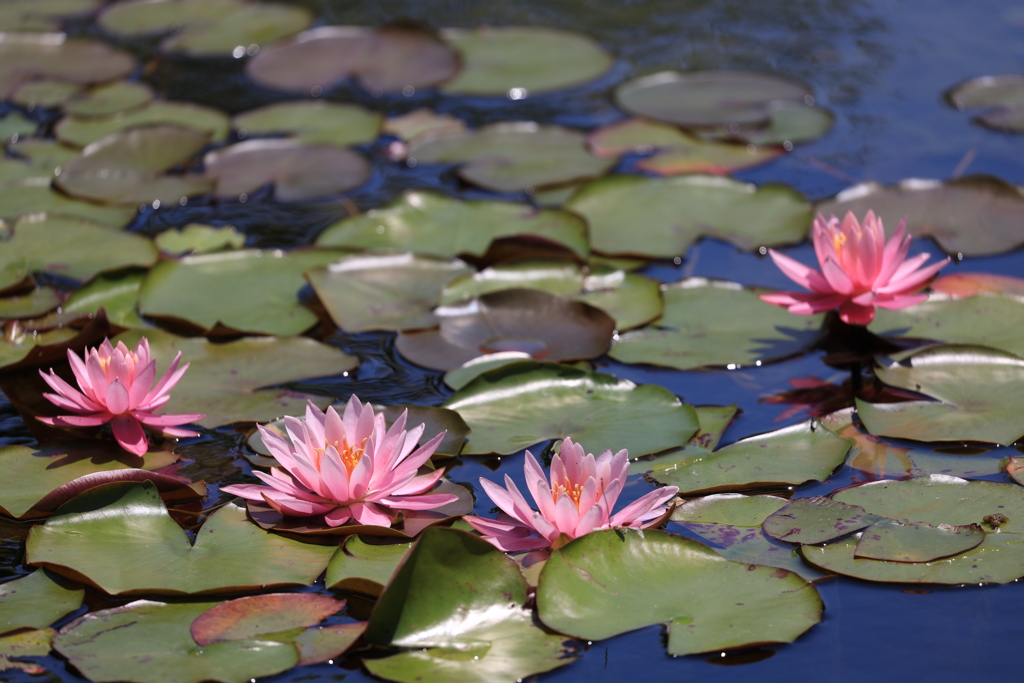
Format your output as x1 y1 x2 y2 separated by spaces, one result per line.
110 415 148 455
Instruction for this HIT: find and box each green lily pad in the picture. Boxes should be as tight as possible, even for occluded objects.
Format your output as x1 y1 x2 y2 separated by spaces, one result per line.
203 139 370 201
325 536 412 595
27 481 335 594
293 623 365 666
0 35 135 100
98 0 312 57
0 287 61 319
233 101 380 147
566 174 810 257
54 600 298 683
408 122 614 193
246 24 459 94
56 101 230 149
155 224 245 255
0 628 53 659
817 175 1024 257
62 272 145 327
396 288 615 371
610 278 824 370
854 519 985 562
306 252 472 333
672 493 790 527
10 80 83 108
64 80 154 117
316 190 589 259
0 112 36 144
762 497 885 544
115 328 358 429
384 109 467 142
536 528 822 655
445 361 698 457
857 344 1024 445
0 0 101 32
190 594 346 645
947 74 1024 133
711 100 834 146
0 570 83 635
138 248 342 336
364 528 577 682
442 353 533 391
441 26 612 96
55 124 213 205
0 183 134 226
2 140 77 183
802 476 1024 584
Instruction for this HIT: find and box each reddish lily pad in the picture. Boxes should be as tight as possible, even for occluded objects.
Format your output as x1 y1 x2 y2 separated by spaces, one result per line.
854 519 985 562
191 594 346 645
325 536 412 595
247 24 459 94
233 101 381 147
1007 456 1024 486
55 101 230 149
0 34 135 100
931 272 1024 298
762 497 885 544
0 570 84 635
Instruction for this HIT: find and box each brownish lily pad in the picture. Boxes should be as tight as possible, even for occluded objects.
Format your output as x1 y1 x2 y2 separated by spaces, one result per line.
0 34 135 100
931 272 1024 297
191 594 346 645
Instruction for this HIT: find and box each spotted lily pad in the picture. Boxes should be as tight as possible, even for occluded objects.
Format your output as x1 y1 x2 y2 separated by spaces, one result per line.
763 497 885 544
316 191 589 259
0 571 83 635
537 528 822 655
854 519 985 562
0 0 101 32
947 75 1024 133
55 101 230 149
247 24 459 94
857 345 1024 445
0 34 135 100
566 175 810 257
325 536 412 595
233 101 381 147
138 248 343 336
203 139 370 201
155 224 245 255
408 122 613 193
440 26 612 96
445 361 698 457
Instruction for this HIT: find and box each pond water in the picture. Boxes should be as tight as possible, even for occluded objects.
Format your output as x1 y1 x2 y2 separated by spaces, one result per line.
3 0 1024 682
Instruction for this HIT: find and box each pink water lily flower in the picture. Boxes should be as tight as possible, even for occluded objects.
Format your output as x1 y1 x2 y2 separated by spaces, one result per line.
760 211 950 325
38 338 204 456
465 438 679 552
222 397 457 527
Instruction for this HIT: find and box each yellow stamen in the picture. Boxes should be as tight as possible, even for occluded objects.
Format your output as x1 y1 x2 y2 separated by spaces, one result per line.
319 437 368 474
554 479 584 507
833 231 846 252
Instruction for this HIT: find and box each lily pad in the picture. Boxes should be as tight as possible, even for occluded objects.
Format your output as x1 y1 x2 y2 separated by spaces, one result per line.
445 361 698 457
114 328 358 429
62 272 145 327
947 75 1024 133
325 536 412 595
233 101 381 147
0 628 53 659
0 570 83 635
0 0 101 32
442 352 534 391
396 288 615 371
0 112 38 143
203 139 370 201
672 493 790 527
696 100 835 146
64 80 154 117
2 140 77 182
1007 456 1024 486
55 125 213 205
138 248 343 336
246 24 459 94
98 0 312 57
384 109 467 142
566 174 810 257
54 600 298 683
55 101 229 149
931 272 1024 298
0 34 135 100
0 184 134 226
408 122 614 193
536 528 822 655
191 594 346 645
27 481 335 594
854 519 985 562
610 278 823 369
762 497 885 544
155 224 245 255
440 26 612 96
857 344 1024 445
316 190 589 259
817 176 1024 257
0 287 61 320
11 79 83 108
306 252 472 333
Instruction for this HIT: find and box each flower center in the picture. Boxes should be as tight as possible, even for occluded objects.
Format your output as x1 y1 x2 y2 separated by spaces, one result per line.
553 479 584 507
314 437 367 474
832 231 847 253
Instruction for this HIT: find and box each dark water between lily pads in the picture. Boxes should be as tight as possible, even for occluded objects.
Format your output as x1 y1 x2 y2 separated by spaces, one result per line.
4 0 1024 681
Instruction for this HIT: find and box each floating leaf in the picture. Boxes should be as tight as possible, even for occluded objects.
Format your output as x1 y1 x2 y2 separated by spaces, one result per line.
293 623 365 666
931 272 1024 298
307 252 472 333
139 249 342 336
762 497 884 544
0 112 37 143
672 493 790 527
11 79 82 108
203 139 369 201
54 600 298 683
27 482 335 594
155 224 245 255
64 80 154 117
445 361 698 457
316 191 589 259
62 272 144 327
0 184 133 226
566 175 810 257
0 571 83 635
55 101 230 149
0 287 61 320
396 289 615 371
441 26 612 95
233 101 381 146
191 594 346 645
408 123 614 193
384 109 467 142
857 345 1024 445
114 328 358 428
325 536 412 595
947 74 1024 133
696 100 834 146
442 352 533 391
0 0 101 32
0 628 53 659
536 528 822 655
1007 456 1024 486
247 24 459 93
0 34 134 100
854 519 985 562
1 140 76 183
610 278 823 369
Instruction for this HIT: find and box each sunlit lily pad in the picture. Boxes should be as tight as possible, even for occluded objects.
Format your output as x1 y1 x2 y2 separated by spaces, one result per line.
947 74 1024 133
54 599 299 683
191 594 346 645
408 123 613 193
0 287 61 320
61 272 144 327
445 361 698 457
139 248 342 336
440 26 612 96
247 24 459 94
114 328 357 428
442 352 533 391
762 497 884 544
325 536 412 595
817 176 1024 257
55 125 213 205
55 100 230 149
155 224 245 255
364 528 578 682
316 190 589 259
0 628 53 658
566 175 810 257
610 278 823 369
204 139 369 201
0 0 101 32
306 252 472 333
0 34 135 100
98 0 312 57
233 101 380 147
0 308 111 371
857 345 1024 445
0 570 83 635
854 518 985 563
537 528 822 655
28 481 336 594
64 80 154 117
